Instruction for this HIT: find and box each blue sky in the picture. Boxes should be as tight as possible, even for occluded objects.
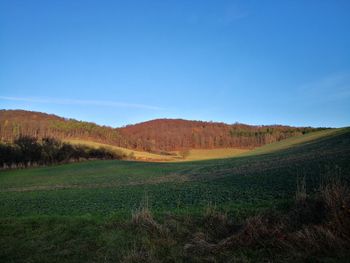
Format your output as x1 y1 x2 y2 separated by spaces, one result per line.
1 0 349 128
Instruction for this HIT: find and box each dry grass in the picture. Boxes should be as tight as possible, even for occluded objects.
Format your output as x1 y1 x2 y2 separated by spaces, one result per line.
131 196 166 236
66 139 177 161
122 244 159 263
320 177 350 242
241 128 341 157
65 129 344 163
67 139 249 162
202 203 233 241
174 148 249 161
180 177 350 261
118 175 350 262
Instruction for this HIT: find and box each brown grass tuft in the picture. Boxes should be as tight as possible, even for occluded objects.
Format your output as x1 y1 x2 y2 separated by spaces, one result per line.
202 203 233 240
320 177 350 240
281 176 350 257
131 196 165 236
122 244 159 263
282 225 345 256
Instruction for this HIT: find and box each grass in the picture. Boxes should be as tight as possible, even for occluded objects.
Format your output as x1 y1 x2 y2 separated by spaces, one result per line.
0 127 349 217
66 129 335 163
66 139 250 162
173 148 249 161
1 177 349 262
66 139 177 161
240 128 339 156
0 127 349 262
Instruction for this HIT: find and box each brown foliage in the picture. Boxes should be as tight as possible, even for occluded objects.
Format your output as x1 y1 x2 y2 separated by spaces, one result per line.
119 118 319 151
0 110 322 153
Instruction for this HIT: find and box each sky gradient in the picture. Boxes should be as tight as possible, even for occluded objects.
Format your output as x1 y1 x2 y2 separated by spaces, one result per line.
1 0 350 128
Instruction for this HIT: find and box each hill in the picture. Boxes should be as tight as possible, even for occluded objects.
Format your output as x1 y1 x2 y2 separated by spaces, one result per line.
1 127 348 208
0 109 122 145
65 139 249 162
119 118 322 151
0 110 322 153
0 127 349 262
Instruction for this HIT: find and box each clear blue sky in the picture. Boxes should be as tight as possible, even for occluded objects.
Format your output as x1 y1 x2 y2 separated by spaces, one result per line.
1 0 349 128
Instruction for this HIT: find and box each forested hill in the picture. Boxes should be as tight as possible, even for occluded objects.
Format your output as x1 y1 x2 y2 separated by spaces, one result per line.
0 110 122 146
0 110 323 152
118 119 322 151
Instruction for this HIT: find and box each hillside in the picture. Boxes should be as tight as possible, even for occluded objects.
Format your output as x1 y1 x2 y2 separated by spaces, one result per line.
0 127 349 262
119 118 321 151
0 110 322 153
0 109 122 146
0 127 348 198
65 139 249 162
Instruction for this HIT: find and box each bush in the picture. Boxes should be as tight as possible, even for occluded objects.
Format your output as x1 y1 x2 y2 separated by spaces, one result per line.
0 136 124 169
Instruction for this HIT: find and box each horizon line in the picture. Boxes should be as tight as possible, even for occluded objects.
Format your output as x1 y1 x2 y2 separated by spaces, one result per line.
0 108 337 129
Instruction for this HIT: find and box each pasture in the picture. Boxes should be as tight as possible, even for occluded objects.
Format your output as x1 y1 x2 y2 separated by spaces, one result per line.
1 128 349 217
66 139 250 162
1 128 350 262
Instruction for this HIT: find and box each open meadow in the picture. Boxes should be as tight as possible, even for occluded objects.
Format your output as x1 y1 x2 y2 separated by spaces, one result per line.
66 139 250 162
1 128 349 262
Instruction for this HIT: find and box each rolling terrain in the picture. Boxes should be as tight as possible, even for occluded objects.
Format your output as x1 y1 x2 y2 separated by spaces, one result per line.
66 139 249 161
1 128 349 217
0 119 349 262
0 110 322 155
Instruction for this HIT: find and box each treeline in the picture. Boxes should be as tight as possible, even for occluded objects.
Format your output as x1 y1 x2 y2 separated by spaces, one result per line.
0 110 325 152
227 124 318 146
0 136 123 169
119 119 323 151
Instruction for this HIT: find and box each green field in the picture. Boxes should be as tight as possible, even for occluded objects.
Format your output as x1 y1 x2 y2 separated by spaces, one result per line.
1 128 349 217
1 128 350 262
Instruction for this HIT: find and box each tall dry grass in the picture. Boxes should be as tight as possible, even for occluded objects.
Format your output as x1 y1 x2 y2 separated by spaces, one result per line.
122 174 350 262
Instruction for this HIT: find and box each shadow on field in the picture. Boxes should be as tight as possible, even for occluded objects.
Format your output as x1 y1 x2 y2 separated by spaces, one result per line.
1 176 349 262
120 177 350 262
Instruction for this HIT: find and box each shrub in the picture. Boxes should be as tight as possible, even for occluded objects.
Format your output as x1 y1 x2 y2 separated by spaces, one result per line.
0 136 124 169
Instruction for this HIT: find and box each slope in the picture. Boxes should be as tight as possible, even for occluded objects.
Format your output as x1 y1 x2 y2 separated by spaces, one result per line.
0 109 322 153
0 127 349 218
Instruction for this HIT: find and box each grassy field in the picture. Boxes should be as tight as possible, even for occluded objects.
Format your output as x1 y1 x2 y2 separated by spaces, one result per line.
66 139 177 161
1 128 349 216
66 139 250 162
1 128 350 262
240 128 339 156
174 148 249 161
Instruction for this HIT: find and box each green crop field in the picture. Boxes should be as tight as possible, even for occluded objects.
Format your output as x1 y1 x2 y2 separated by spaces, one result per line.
1 128 350 262
1 128 349 217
